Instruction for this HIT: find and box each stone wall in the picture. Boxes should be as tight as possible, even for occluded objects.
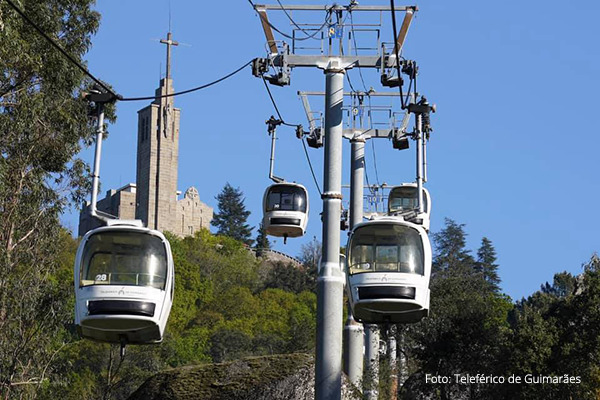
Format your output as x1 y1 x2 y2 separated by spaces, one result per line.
174 186 213 237
78 184 137 236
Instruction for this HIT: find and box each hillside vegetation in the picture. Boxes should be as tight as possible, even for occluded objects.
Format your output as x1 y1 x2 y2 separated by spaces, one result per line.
2 221 595 400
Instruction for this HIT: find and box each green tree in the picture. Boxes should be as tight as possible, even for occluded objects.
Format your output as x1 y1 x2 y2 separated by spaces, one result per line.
298 237 321 285
504 258 600 400
211 183 254 246
431 218 475 277
263 261 315 294
255 222 271 255
402 219 512 400
476 237 501 292
556 256 600 398
0 1 109 396
540 271 576 298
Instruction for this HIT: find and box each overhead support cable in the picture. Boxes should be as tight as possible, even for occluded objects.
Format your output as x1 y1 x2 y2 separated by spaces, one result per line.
260 75 297 128
248 0 330 41
348 10 381 187
301 138 323 196
390 0 407 109
120 61 253 101
371 140 381 186
5 0 252 102
3 0 118 99
275 0 331 40
260 75 322 195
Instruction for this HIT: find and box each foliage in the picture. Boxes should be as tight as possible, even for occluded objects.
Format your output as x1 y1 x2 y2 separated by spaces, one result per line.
297 238 321 284
0 1 117 397
431 218 474 277
501 257 600 400
397 220 600 400
262 261 315 294
476 236 501 292
298 238 321 272
254 222 271 255
7 198 600 399
401 219 512 399
211 183 254 246
30 229 318 399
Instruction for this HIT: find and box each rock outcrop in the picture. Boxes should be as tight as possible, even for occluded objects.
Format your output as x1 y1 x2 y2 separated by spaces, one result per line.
128 353 358 400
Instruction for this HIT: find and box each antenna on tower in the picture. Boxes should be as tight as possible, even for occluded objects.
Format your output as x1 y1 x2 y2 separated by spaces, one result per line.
168 0 172 32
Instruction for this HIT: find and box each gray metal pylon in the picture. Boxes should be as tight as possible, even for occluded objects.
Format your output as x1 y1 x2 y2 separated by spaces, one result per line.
343 136 366 388
250 6 421 400
364 324 380 400
316 66 345 400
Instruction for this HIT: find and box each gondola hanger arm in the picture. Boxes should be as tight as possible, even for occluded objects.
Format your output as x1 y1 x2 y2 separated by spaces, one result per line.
266 116 285 183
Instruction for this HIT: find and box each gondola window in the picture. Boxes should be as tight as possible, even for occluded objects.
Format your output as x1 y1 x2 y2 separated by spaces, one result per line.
80 232 168 289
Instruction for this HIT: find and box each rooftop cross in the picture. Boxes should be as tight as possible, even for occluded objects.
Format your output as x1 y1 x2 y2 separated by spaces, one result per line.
160 32 178 80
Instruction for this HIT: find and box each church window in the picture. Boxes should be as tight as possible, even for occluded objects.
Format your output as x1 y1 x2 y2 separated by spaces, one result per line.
141 115 149 142
139 117 143 142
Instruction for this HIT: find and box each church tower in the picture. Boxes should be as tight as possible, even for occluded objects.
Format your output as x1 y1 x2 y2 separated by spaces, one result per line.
135 32 180 231
78 31 212 238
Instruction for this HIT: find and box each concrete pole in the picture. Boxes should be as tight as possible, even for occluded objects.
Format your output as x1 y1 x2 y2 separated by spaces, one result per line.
343 138 366 387
364 324 380 400
315 65 345 400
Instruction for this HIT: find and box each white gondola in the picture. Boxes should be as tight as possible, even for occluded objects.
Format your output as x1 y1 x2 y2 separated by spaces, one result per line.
388 183 432 231
345 217 431 324
74 223 174 345
262 182 309 241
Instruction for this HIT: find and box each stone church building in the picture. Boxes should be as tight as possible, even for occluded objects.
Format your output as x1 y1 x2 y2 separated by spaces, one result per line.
79 33 212 237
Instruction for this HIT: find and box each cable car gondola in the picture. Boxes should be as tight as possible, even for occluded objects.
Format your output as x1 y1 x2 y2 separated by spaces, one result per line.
74 223 174 345
388 183 431 231
262 182 309 242
345 217 431 324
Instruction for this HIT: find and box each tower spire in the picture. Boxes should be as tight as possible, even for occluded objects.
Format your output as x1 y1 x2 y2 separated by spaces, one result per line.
160 32 178 80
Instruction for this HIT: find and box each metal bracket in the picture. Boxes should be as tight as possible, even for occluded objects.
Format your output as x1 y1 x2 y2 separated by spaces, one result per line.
299 91 414 144
321 192 343 200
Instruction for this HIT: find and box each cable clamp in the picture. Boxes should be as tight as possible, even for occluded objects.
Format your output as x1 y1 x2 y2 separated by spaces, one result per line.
321 192 343 200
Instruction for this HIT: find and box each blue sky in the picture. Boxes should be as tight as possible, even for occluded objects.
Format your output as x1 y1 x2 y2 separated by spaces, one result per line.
60 0 600 301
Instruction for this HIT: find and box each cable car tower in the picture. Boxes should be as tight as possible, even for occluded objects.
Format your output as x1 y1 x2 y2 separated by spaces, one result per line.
299 84 437 326
250 3 426 399
74 88 175 358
